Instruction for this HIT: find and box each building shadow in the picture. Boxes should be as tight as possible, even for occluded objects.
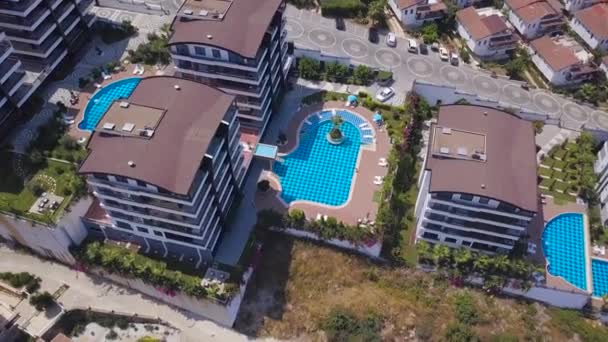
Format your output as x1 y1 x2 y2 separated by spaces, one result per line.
232 232 294 337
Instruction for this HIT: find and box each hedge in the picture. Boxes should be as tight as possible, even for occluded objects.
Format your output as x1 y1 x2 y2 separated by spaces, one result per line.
321 0 366 18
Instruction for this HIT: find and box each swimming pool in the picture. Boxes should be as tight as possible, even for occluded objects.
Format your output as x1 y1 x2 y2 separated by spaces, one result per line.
78 77 141 131
592 259 608 297
273 110 367 206
542 213 588 291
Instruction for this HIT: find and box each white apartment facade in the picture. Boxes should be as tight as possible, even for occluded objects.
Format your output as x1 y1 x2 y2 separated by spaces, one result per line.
528 36 597 86
414 105 538 254
595 142 608 225
570 3 608 52
388 0 447 28
80 77 247 265
456 7 518 60
169 0 291 134
504 0 564 40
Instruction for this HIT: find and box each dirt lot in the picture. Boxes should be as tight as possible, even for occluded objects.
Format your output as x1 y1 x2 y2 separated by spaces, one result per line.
235 233 607 341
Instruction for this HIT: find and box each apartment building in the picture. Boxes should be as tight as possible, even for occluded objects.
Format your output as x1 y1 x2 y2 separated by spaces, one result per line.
79 76 247 264
168 0 291 134
414 105 538 254
565 0 605 12
570 3 608 52
388 0 447 28
595 143 608 225
528 35 597 86
0 0 95 137
456 7 518 60
504 0 564 40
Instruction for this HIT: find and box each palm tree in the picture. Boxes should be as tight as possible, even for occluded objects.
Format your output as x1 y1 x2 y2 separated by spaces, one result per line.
453 249 473 274
331 114 343 128
432 244 451 267
329 114 344 141
416 241 432 263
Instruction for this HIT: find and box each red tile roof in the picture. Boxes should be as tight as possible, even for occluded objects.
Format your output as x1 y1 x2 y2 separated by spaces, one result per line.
506 0 561 23
457 7 509 40
529 36 580 71
426 105 538 212
574 3 608 40
396 0 424 9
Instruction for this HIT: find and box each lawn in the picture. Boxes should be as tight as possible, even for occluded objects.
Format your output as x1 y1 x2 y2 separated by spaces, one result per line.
0 152 79 223
235 234 605 341
537 141 590 204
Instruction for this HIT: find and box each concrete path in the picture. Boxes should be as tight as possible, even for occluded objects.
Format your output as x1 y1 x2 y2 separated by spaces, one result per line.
0 244 276 341
285 5 608 133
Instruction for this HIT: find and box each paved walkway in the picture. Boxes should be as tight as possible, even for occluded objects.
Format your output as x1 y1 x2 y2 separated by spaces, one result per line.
0 244 276 341
285 5 608 133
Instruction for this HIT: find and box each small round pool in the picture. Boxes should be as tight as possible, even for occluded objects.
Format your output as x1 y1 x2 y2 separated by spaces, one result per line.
542 212 588 291
78 77 141 131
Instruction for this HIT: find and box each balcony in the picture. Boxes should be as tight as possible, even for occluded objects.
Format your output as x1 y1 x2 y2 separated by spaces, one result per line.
428 200 529 228
0 0 43 17
2 70 25 95
0 5 50 31
172 46 266 71
12 33 63 58
4 20 56 44
0 58 22 84
422 220 515 248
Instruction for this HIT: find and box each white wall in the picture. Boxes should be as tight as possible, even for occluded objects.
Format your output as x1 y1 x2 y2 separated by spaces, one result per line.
388 0 404 22
293 46 352 66
89 266 254 327
412 80 557 124
0 198 91 265
506 10 539 39
530 54 569 86
570 18 608 52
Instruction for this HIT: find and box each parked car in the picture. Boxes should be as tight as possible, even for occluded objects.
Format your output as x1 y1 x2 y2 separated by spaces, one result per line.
407 39 418 53
450 52 459 66
439 46 449 61
335 17 345 31
521 82 530 90
431 42 440 51
386 32 397 47
368 28 379 43
375 87 395 102
419 43 428 55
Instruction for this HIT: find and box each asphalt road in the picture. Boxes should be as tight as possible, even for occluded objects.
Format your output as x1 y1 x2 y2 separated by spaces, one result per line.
285 6 608 132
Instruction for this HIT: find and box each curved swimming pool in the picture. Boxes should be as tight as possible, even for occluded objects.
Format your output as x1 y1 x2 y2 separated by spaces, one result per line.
273 110 370 206
78 77 141 131
542 212 588 291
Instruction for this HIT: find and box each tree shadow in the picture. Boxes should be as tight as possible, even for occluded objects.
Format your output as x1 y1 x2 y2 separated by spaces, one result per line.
233 232 294 337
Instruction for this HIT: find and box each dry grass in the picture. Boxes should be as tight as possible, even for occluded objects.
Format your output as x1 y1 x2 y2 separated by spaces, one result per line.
234 234 593 341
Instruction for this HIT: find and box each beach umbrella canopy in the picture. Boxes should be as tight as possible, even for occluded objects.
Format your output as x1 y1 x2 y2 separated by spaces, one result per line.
347 94 357 103
373 112 383 122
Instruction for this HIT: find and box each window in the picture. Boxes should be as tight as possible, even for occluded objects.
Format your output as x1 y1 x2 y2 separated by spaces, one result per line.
136 180 147 187
154 230 163 237
212 49 221 58
445 237 457 244
194 46 206 56
137 227 149 233
460 194 474 201
116 221 132 230
478 197 490 204
115 175 128 183
462 240 472 246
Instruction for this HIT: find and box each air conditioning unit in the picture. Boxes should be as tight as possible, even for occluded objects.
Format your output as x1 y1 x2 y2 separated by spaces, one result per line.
184 9 194 15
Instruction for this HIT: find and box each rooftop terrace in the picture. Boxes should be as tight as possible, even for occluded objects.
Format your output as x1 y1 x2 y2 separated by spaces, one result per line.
431 126 486 162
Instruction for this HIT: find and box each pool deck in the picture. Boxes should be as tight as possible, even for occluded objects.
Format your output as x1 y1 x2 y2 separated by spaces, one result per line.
537 199 593 295
65 64 156 142
255 101 391 225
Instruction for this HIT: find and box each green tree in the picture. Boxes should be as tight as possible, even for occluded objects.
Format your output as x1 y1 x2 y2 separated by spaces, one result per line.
453 248 473 273
416 241 432 263
368 0 387 26
352 65 373 85
29 291 54 311
325 61 349 82
298 57 321 80
459 47 471 64
421 22 439 44
575 83 600 105
432 244 451 267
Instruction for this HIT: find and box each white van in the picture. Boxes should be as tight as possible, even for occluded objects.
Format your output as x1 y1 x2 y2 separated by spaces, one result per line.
386 32 396 47
408 39 418 53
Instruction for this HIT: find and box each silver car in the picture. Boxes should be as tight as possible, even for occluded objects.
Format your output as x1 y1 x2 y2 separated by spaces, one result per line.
376 87 395 102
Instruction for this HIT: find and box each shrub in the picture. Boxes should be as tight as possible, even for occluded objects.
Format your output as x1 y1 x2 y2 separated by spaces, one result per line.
329 127 343 140
421 22 439 44
459 47 471 64
376 70 392 83
325 61 350 82
127 28 171 65
106 330 119 340
29 291 55 311
352 65 373 85
454 293 478 325
298 57 322 80
321 0 366 18
445 322 476 342
0 272 41 293
120 20 138 36
322 308 382 342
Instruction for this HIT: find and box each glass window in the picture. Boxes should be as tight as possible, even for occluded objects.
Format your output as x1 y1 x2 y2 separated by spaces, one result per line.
137 227 149 233
136 180 147 187
478 197 490 204
194 46 206 56
154 230 163 237
460 194 474 201
115 175 128 183
212 49 221 58
445 237 457 243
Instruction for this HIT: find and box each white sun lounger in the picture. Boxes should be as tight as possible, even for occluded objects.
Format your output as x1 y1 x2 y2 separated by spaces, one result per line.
316 213 322 221
373 179 383 185
102 71 111 80
363 135 374 139
94 83 102 89
378 158 388 167
359 123 369 128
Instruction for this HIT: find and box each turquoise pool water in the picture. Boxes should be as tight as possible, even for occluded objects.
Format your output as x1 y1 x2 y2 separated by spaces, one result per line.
542 213 588 291
273 110 368 206
78 77 141 131
592 259 608 297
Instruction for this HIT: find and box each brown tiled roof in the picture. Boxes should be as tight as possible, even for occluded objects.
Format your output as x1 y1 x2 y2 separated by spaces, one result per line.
169 0 283 58
457 7 509 40
79 76 235 195
426 105 538 212
396 0 424 9
51 334 72 342
506 0 560 23
574 3 608 40
530 36 579 71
